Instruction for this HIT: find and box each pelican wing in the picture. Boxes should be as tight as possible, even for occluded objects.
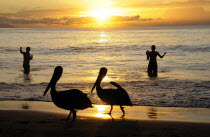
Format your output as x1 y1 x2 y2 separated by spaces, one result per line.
110 82 130 97
110 82 124 90
101 82 132 106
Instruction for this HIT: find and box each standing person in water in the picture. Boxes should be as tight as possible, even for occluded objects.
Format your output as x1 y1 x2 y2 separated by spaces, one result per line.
146 45 166 77
20 47 33 74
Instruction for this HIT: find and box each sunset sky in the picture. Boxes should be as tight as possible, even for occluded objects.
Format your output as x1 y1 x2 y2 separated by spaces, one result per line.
0 0 210 28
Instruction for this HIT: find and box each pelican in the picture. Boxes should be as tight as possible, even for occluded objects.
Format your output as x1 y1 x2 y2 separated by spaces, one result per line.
91 67 132 115
43 66 93 120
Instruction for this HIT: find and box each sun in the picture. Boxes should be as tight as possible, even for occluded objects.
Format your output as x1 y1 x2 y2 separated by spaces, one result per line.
85 2 123 26
90 8 112 22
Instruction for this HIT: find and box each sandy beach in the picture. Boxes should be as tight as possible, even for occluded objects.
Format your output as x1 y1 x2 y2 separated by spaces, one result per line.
0 101 210 137
1 110 210 137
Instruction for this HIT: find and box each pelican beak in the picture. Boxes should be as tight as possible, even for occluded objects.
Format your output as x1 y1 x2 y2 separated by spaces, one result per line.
91 83 96 93
43 66 63 96
91 67 107 93
91 78 100 93
43 82 51 96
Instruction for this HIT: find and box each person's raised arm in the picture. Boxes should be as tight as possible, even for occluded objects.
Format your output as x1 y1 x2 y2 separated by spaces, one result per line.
146 50 150 60
157 52 166 59
20 47 23 54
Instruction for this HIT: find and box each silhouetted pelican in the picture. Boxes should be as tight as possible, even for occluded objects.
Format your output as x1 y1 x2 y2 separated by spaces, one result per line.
91 67 132 115
43 66 92 120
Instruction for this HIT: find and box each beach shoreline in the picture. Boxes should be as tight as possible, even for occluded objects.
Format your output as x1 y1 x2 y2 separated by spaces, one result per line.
1 109 210 137
1 101 210 123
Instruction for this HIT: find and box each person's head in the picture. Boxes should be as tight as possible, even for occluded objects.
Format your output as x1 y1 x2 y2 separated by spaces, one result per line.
151 45 156 51
26 47 30 52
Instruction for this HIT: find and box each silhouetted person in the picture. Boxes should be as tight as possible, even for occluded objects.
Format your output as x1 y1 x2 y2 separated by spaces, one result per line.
20 47 33 74
146 45 166 77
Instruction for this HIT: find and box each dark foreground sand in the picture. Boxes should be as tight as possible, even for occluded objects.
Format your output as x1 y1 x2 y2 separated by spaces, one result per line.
0 110 210 137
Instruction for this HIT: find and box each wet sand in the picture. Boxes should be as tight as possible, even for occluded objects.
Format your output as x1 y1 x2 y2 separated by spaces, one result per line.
1 101 210 123
1 101 210 137
0 110 210 137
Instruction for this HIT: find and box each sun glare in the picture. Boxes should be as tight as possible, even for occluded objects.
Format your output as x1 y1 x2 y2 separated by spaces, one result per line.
96 105 107 111
94 105 110 118
103 76 110 81
86 2 123 25
91 8 112 21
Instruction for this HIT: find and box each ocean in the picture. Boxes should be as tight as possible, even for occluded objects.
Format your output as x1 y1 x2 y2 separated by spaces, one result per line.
0 25 210 108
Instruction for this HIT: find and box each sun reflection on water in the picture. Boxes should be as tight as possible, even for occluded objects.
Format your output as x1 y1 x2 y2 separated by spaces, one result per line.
103 76 110 82
99 39 108 43
98 32 108 43
94 105 110 118
96 105 107 111
100 33 106 38
95 113 110 118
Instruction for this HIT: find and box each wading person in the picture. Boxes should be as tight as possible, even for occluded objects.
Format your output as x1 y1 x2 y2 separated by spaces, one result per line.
20 47 33 74
146 45 166 77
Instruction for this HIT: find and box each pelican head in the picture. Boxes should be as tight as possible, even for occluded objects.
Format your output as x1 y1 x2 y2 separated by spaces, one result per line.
91 67 107 93
43 66 63 96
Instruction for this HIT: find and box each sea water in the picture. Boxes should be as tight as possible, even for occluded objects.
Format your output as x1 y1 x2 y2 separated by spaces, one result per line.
0 25 210 108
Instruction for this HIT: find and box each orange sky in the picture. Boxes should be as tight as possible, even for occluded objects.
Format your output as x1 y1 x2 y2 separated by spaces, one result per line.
0 0 210 28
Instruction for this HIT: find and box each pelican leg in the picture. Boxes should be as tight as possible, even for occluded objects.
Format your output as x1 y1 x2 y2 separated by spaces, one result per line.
66 111 72 120
120 106 125 115
108 105 113 114
72 110 77 121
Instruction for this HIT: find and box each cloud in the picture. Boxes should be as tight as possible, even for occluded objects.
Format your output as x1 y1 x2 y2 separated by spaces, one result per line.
110 15 140 22
0 15 156 27
0 8 156 27
0 8 82 19
0 16 90 25
0 24 15 28
110 15 159 22
120 0 210 26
